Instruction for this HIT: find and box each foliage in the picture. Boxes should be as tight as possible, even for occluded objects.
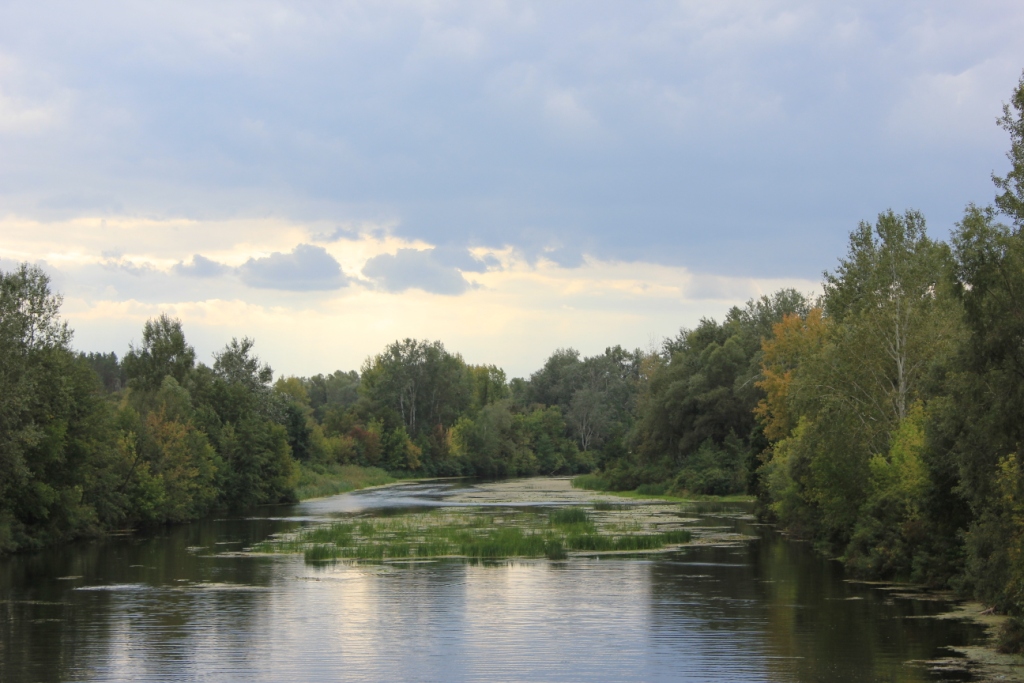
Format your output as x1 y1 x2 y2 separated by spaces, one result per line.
994 70 1024 225
0 265 124 551
122 314 196 392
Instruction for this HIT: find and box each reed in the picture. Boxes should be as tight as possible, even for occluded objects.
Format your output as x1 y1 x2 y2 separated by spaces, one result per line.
255 507 693 563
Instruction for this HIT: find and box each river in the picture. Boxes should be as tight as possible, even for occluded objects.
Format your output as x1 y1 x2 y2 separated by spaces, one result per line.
0 478 986 682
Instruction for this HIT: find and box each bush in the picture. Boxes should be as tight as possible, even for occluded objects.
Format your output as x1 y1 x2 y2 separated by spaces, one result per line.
998 617 1024 654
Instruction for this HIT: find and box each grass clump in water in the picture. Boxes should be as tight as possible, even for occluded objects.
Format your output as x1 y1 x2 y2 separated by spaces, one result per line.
593 502 628 511
545 539 567 560
549 506 596 535
255 508 693 563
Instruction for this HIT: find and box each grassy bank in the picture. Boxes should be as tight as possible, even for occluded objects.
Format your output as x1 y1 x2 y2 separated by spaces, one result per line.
571 474 753 503
294 463 398 500
254 506 692 562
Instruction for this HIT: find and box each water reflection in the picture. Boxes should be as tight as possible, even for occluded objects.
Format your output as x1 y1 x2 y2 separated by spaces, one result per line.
0 480 982 682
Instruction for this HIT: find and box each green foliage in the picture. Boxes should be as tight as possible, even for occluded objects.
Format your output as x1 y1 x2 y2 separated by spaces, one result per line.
998 617 1024 654
674 435 747 496
994 70 1024 226
360 338 472 438
0 265 126 551
122 314 196 392
626 290 810 494
80 351 126 392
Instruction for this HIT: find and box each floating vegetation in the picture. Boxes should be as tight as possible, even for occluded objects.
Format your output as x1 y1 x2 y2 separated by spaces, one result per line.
253 507 692 563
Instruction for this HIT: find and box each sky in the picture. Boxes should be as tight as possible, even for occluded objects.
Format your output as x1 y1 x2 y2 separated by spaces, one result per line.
1 1 1022 378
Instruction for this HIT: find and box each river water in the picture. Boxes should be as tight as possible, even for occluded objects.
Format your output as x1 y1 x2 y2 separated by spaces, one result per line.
0 479 985 682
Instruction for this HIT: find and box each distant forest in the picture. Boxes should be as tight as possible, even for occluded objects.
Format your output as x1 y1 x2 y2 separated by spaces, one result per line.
3 73 1024 624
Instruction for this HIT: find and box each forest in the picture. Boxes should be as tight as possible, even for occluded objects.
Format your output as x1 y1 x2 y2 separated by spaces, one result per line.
2 73 1024 629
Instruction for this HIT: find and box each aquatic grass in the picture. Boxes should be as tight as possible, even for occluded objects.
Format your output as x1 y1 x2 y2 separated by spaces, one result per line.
548 507 596 535
550 507 589 525
544 539 567 560
593 502 629 511
456 527 548 559
255 507 694 563
565 529 691 552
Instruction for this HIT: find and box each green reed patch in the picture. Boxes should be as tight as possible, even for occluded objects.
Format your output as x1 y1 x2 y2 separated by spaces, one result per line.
550 507 589 526
253 508 692 563
592 502 629 511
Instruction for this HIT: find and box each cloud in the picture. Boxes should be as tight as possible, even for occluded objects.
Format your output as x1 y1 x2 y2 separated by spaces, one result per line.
362 248 476 295
239 244 347 291
174 254 229 277
431 245 491 273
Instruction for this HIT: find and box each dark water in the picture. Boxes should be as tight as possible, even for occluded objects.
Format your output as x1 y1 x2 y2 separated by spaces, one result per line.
1 480 984 682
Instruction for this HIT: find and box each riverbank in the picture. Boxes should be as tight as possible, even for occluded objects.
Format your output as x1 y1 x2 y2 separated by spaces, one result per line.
294 463 398 500
569 473 754 504
920 601 1024 681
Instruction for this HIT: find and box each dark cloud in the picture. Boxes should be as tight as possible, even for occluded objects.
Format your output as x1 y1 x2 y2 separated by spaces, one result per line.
314 225 363 242
362 248 475 295
239 244 347 291
174 254 229 278
431 246 490 273
101 258 157 277
1 4 1019 279
541 246 585 268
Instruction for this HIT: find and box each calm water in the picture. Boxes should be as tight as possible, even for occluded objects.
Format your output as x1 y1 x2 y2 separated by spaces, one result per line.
1 479 983 682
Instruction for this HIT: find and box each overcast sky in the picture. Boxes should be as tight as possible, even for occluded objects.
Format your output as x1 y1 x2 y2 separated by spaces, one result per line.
1 1 1022 377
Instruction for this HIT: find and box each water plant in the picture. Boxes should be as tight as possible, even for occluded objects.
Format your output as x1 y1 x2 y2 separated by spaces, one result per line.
253 507 692 563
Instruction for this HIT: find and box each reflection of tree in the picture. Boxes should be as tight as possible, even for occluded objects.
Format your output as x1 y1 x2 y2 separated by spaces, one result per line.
641 511 971 682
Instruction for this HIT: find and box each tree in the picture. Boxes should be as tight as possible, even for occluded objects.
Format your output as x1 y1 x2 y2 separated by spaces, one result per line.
122 314 196 392
0 265 124 550
822 210 955 424
758 212 962 564
995 70 1024 226
360 339 471 438
526 348 582 408
946 205 1024 609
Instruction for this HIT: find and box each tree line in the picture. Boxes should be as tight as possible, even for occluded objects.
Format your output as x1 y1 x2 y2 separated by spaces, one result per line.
3 69 1024 630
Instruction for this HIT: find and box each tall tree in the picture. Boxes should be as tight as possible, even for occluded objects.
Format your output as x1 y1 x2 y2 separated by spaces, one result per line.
360 339 471 437
122 314 196 392
0 265 123 550
994 70 1024 226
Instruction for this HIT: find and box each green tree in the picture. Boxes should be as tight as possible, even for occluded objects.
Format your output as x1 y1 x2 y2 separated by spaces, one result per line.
945 204 1024 609
122 314 196 392
360 339 471 438
994 70 1024 225
0 265 125 550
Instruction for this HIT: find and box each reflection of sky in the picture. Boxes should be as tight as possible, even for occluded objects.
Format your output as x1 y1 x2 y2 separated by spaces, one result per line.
75 560 775 682
21 482 971 682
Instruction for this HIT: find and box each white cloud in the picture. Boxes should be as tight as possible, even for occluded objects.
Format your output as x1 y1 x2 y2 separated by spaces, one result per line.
0 213 819 377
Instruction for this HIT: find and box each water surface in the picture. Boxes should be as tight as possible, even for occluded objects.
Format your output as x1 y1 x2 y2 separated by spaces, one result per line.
0 479 983 682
